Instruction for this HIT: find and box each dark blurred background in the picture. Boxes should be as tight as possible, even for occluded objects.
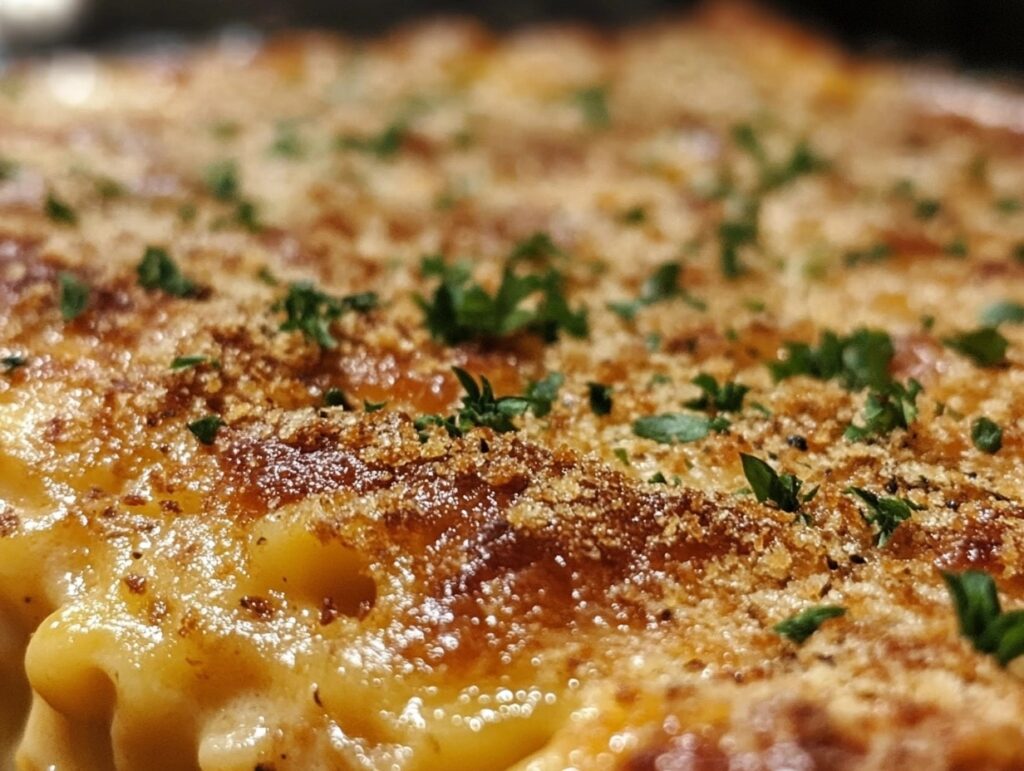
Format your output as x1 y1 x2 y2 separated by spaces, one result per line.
2 0 1022 71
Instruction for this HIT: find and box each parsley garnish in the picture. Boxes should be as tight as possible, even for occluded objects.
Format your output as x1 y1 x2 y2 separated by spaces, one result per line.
0 157 17 181
188 415 223 445
270 123 305 159
740 453 817 514
204 160 239 201
971 416 1003 454
44 193 77 225
913 198 942 220
572 86 610 129
774 605 846 644
980 301 1024 326
731 123 826 193
770 329 894 391
843 243 891 268
608 261 705 321
525 372 563 418
363 400 386 413
587 382 613 415
685 373 748 413
414 367 531 440
995 196 1021 214
844 379 922 441
234 200 262 232
416 254 587 345
170 355 213 371
944 327 1009 367
336 121 407 159
507 232 565 265
846 487 923 547
58 272 89 321
942 570 1024 667
1 355 26 373
323 388 351 408
718 198 759 279
620 206 647 225
633 413 729 444
275 283 378 349
137 247 197 298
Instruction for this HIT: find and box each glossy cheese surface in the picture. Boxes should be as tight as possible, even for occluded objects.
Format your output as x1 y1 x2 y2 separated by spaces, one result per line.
1 4 1024 769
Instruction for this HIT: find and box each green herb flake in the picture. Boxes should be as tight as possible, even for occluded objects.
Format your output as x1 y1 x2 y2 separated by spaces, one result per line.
204 159 240 201
994 197 1021 214
270 123 305 159
1 355 26 373
971 416 1003 454
913 198 942 220
980 301 1024 326
620 206 647 225
587 382 613 416
336 121 407 159
275 282 378 349
137 246 197 298
942 570 1024 667
415 368 534 442
843 243 891 268
525 372 564 418
740 453 816 514
363 400 387 413
572 86 610 129
613 447 630 466
170 355 213 371
944 238 969 258
846 487 923 547
732 123 827 192
770 328 894 391
44 193 77 225
0 157 17 181
944 327 1009 367
609 261 704 321
844 379 922 442
774 605 846 644
416 255 587 345
323 388 351 408
633 413 728 445
188 415 224 445
685 373 748 413
718 199 759 279
58 271 89 321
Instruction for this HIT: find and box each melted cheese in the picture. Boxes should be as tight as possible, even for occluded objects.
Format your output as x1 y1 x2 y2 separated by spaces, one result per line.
1 4 1024 769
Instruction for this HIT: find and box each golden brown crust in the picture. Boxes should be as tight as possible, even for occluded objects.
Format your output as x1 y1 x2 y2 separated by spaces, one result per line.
2 3 1024 769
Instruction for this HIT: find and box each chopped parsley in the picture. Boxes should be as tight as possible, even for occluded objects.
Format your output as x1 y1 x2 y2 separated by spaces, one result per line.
336 121 407 159
525 372 564 418
770 328 894 391
684 373 748 413
234 200 262 232
942 570 1024 667
995 196 1022 214
415 367 531 440
844 379 922 442
731 123 827 193
1 355 26 373
137 247 197 298
620 206 647 225
913 197 942 220
980 301 1024 326
718 198 759 279
204 159 240 201
774 605 846 644
44 193 77 225
507 232 566 265
188 415 223 445
323 388 351 408
572 86 610 129
363 400 387 413
170 355 213 371
416 254 587 345
275 283 378 349
270 123 305 159
740 453 817 514
971 416 1003 454
58 272 89 321
0 157 17 180
846 487 923 547
633 413 729 444
943 326 1009 367
944 238 968 258
843 243 891 268
587 382 613 416
608 261 705 321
